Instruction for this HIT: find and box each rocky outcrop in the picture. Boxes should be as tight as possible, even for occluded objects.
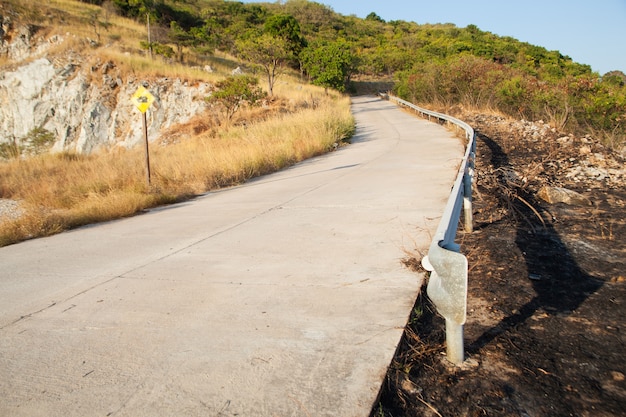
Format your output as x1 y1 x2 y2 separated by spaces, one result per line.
0 15 46 61
466 113 626 188
0 23 213 154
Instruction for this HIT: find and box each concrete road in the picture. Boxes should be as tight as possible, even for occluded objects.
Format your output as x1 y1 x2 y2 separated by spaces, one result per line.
0 95 464 417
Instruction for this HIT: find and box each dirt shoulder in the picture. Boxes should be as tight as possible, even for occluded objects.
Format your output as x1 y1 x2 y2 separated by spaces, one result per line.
375 112 626 416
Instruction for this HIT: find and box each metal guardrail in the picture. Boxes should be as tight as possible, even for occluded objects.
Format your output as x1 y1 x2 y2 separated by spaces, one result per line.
381 94 476 365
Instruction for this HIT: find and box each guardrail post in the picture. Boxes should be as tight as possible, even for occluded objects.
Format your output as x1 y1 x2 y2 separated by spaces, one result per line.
463 172 473 233
422 247 468 365
446 318 464 365
463 135 476 233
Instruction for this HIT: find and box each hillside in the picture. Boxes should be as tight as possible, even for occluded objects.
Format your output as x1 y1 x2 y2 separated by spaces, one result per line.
0 0 354 245
1 0 625 154
0 0 234 155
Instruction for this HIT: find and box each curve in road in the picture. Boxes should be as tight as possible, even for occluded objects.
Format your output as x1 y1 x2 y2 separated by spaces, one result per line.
0 95 464 417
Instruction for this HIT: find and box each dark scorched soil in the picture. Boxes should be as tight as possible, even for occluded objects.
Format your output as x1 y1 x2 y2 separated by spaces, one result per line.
375 113 626 417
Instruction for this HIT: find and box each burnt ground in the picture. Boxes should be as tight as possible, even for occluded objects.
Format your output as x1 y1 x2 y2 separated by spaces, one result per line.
374 113 626 417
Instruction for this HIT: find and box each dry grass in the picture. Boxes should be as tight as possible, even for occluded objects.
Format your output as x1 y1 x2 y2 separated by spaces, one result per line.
1 0 228 81
152 90 353 192
94 48 227 82
0 91 353 246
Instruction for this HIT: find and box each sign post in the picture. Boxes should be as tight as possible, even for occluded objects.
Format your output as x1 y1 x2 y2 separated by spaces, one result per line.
131 85 155 186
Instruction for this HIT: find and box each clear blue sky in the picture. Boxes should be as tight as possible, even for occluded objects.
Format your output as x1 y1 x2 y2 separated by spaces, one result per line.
243 0 626 75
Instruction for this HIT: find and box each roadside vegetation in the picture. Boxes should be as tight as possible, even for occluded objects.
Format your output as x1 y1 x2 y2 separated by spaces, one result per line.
0 0 358 246
0 85 352 246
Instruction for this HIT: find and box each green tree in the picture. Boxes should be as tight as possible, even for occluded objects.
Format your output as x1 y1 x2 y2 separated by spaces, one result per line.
236 34 291 96
300 40 356 92
168 21 194 63
264 13 307 60
112 0 155 18
208 75 266 123
497 75 536 117
365 12 384 23
189 24 218 55
602 70 626 87
24 127 56 155
282 0 338 37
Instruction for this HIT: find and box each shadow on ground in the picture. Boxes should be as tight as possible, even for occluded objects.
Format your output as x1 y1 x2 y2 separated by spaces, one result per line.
467 133 604 353
373 125 625 417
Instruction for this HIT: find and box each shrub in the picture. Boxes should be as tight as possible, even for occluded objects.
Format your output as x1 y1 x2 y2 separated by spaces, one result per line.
0 140 21 160
207 75 266 122
23 127 56 155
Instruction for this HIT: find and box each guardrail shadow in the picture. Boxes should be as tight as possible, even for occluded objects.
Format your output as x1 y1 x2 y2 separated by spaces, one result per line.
467 133 603 353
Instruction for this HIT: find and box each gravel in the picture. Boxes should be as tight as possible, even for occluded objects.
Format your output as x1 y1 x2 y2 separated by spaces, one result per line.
0 199 23 222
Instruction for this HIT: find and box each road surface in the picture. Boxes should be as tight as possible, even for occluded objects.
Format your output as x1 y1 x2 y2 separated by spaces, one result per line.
0 95 464 416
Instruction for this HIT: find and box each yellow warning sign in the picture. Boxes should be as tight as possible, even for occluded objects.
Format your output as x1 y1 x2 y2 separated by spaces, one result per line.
131 86 155 113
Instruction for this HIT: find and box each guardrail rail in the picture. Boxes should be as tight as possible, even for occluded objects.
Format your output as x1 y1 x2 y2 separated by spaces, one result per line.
381 94 476 365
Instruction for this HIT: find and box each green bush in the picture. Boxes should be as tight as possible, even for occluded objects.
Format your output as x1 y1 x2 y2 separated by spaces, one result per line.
395 55 626 146
207 75 266 122
23 127 56 155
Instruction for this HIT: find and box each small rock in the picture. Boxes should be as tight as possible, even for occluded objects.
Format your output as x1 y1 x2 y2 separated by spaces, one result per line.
537 186 592 206
400 378 419 395
556 136 570 144
0 199 23 222
611 371 625 381
584 167 608 181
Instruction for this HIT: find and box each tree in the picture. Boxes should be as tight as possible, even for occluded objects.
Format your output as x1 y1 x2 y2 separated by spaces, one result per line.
84 8 111 43
603 70 626 87
23 127 56 156
208 75 266 123
112 0 155 18
168 21 194 63
365 12 384 23
301 40 356 92
264 14 307 62
283 0 337 36
236 34 291 96
189 24 218 55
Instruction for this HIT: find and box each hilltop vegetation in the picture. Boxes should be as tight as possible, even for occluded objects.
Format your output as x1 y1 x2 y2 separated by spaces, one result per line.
2 0 624 147
53 0 626 147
